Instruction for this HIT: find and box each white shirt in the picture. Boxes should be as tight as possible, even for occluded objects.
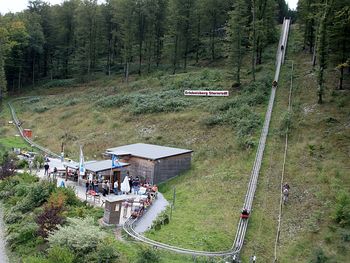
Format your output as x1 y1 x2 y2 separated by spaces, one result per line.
114 181 118 188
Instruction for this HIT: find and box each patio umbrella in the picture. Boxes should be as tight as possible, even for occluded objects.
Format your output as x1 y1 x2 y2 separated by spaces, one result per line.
121 175 130 193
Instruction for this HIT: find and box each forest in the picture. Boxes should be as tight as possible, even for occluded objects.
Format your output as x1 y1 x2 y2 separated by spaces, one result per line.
0 0 293 97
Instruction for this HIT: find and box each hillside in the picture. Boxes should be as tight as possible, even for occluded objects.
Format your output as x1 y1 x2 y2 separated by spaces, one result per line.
1 25 349 263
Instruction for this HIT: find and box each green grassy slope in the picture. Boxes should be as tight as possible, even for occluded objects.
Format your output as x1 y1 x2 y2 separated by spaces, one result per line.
1 24 349 262
242 25 350 262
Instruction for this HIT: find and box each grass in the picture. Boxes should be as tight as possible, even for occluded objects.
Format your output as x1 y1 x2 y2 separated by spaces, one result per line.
241 24 350 262
1 24 349 262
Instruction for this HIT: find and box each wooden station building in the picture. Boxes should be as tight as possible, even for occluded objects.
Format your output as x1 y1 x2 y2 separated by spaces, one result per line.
106 143 193 184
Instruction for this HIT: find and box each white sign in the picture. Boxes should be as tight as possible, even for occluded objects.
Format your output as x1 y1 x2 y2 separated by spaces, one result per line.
184 90 229 97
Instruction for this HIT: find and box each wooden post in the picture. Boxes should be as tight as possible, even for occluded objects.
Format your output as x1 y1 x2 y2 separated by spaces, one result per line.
173 187 176 209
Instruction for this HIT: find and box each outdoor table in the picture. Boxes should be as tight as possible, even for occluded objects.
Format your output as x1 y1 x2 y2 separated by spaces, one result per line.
86 190 101 204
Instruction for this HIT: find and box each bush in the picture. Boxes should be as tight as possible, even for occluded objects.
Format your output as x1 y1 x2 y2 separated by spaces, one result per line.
17 159 28 169
47 217 106 257
33 105 51 113
35 191 66 238
333 191 350 227
64 98 80 106
6 222 38 250
131 91 189 114
14 181 55 213
311 248 328 263
42 79 76 89
96 95 130 108
137 248 160 263
23 257 49 263
47 246 75 263
85 238 119 263
278 111 293 137
4 209 23 224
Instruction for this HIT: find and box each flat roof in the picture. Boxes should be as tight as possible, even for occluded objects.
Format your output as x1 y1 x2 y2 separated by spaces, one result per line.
106 143 193 160
64 160 129 173
85 160 129 173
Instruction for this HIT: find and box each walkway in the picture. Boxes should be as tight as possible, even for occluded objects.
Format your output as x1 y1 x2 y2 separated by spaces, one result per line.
30 158 167 229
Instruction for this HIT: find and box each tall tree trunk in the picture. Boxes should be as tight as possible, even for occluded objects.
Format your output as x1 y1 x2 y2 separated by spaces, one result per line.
173 35 178 75
211 17 216 60
32 55 35 87
338 66 343 90
251 0 256 82
18 66 21 94
196 15 200 64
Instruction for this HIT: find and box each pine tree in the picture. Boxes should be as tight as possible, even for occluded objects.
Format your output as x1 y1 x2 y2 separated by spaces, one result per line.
227 0 248 86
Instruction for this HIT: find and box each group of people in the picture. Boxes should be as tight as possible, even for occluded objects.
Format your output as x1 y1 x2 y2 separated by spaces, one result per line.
240 183 291 219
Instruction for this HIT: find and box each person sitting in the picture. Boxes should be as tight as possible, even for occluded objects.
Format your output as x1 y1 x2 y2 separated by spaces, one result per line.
283 183 290 190
241 208 250 219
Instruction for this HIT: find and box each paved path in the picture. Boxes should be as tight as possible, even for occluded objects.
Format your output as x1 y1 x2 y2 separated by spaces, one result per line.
134 193 169 233
27 158 168 230
0 205 9 263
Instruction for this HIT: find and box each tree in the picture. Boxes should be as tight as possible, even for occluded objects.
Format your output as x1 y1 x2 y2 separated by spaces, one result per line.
0 20 8 100
227 0 248 86
24 11 45 86
331 4 350 89
0 152 16 179
317 1 331 104
75 0 101 81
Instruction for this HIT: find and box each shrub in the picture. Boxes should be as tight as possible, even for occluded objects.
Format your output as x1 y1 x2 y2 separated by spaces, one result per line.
47 246 75 263
47 217 106 256
14 181 55 213
0 152 17 179
311 248 328 263
33 105 51 113
64 98 80 106
16 159 28 169
137 248 160 263
23 257 49 263
42 79 76 89
96 95 130 108
6 222 38 250
131 91 189 114
333 191 350 227
35 191 66 238
4 209 23 224
85 238 119 263
278 111 293 137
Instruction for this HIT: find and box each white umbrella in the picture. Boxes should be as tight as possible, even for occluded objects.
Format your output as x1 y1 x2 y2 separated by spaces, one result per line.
121 176 130 193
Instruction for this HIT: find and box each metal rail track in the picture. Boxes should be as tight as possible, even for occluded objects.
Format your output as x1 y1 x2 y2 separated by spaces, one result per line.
7 97 61 159
6 18 291 262
123 18 291 261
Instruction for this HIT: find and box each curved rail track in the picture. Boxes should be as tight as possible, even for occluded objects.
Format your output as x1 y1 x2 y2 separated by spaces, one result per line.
8 97 61 159
7 18 291 262
123 18 291 261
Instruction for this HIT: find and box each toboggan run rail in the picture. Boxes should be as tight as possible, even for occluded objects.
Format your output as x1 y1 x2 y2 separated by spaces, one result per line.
8 18 291 262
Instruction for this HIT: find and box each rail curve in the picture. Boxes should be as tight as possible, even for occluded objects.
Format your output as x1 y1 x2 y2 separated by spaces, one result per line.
7 18 291 262
123 18 291 261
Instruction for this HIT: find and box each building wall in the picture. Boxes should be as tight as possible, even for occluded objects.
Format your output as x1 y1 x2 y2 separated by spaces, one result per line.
153 153 192 184
122 157 155 183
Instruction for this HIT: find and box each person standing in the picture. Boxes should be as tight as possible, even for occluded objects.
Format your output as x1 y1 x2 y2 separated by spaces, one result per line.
85 180 90 193
36 161 40 173
128 176 133 194
113 180 118 195
53 167 58 180
93 179 99 193
133 176 140 195
29 160 33 174
102 181 107 196
44 163 50 176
